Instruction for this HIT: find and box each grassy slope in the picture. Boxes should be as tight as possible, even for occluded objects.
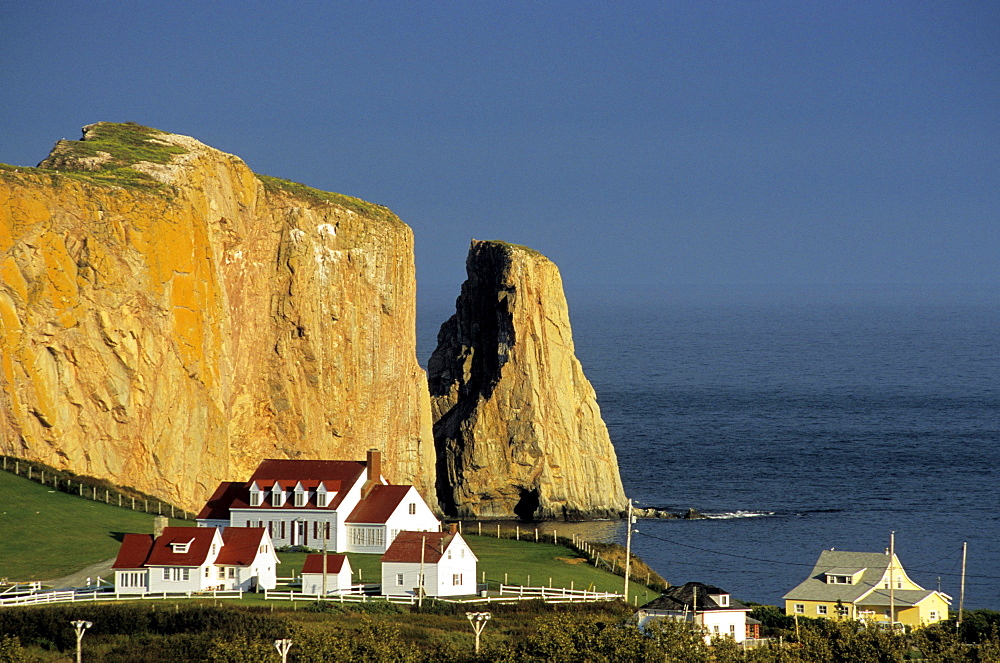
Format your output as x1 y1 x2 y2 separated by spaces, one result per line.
0 470 183 580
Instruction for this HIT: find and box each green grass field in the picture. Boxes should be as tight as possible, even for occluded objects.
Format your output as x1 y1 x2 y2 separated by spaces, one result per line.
0 470 183 581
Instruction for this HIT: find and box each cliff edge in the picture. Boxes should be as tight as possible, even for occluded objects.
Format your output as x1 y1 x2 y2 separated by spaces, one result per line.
428 240 627 520
0 123 434 510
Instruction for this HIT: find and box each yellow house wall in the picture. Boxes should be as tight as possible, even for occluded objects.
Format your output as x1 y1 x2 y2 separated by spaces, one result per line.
785 600 856 620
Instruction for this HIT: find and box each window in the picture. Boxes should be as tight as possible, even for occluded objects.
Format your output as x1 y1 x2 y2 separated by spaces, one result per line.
817 605 828 615
717 594 730 607
730 625 736 635
250 489 262 507
794 604 804 614
836 605 849 616
714 625 720 634
210 543 216 555
325 522 331 540
316 491 327 508
182 569 190 581
828 574 852 584
396 573 404 586
280 521 286 539
348 527 385 548
228 568 236 579
453 573 463 586
930 611 938 621
294 490 306 507
272 491 283 507
408 502 416 515
163 568 170 581
219 567 225 579
447 549 452 559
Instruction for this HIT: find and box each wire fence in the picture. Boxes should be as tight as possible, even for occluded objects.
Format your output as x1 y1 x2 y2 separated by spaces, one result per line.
0 455 195 520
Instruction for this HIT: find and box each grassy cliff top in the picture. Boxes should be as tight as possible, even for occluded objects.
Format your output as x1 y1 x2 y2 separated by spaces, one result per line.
256 174 402 226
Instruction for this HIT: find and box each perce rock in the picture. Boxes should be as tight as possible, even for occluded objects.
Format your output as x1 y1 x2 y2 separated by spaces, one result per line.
429 240 627 520
0 123 434 511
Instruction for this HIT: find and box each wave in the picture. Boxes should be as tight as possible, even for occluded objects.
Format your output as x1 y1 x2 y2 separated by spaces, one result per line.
702 510 776 520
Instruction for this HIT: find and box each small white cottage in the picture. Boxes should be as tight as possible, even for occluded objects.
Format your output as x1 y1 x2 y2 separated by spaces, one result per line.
112 526 278 594
381 527 478 598
300 554 353 595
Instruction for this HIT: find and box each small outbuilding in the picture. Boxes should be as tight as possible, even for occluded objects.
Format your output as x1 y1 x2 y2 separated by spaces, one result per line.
380 527 477 598
300 554 353 595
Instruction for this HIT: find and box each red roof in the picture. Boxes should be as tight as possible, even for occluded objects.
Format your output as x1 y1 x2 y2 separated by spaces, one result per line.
301 554 348 575
346 485 413 524
249 459 367 485
215 527 268 566
197 481 243 520
144 527 218 567
112 534 154 569
381 531 455 564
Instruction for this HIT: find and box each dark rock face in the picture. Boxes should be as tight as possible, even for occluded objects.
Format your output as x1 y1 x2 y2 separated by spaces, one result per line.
429 240 627 521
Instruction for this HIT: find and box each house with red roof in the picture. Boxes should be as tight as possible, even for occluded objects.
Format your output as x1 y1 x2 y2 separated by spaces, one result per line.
111 526 278 594
196 450 439 554
380 527 478 598
300 553 353 595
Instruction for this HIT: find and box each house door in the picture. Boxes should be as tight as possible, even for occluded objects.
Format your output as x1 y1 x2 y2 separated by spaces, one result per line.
291 521 300 546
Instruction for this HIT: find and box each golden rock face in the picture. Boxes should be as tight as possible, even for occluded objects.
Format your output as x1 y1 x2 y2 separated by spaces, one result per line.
429 240 627 520
0 125 434 511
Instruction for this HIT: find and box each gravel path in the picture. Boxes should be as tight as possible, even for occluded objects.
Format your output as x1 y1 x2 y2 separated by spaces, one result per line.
48 558 117 589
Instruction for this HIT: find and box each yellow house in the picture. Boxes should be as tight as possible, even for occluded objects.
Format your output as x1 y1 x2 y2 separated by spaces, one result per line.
783 550 950 628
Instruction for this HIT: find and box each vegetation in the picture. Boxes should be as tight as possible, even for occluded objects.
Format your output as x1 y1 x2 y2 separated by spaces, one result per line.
256 174 401 225
2 602 999 662
0 469 184 581
35 121 187 192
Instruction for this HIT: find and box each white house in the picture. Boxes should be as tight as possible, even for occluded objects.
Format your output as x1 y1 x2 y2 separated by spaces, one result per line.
638 582 752 644
112 526 278 594
196 450 440 554
381 528 478 598
300 554 353 595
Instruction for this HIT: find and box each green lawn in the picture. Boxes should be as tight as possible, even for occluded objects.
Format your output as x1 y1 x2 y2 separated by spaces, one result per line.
277 534 658 605
0 470 184 581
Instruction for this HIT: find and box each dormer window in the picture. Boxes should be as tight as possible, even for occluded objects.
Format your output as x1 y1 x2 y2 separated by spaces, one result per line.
316 483 329 508
827 574 853 584
249 482 263 507
170 539 194 554
711 594 730 607
293 483 306 507
271 482 285 507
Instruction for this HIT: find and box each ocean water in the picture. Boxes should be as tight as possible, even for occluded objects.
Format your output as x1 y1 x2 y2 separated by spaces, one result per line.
418 285 1000 609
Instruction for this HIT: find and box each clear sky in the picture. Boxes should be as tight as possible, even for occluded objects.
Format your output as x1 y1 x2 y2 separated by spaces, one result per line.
2 1 997 296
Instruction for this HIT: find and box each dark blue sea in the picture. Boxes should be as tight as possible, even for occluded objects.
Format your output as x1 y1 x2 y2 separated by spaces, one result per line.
418 284 1000 610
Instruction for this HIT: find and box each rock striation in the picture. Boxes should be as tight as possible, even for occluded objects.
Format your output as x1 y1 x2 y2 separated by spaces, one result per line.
428 240 627 520
0 123 434 511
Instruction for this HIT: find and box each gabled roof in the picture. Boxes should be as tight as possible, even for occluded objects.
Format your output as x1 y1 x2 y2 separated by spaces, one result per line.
381 531 464 564
301 554 349 575
783 550 904 603
144 527 218 567
641 582 750 613
197 481 244 520
346 485 413 524
859 589 947 608
249 459 367 486
112 534 155 569
214 527 269 566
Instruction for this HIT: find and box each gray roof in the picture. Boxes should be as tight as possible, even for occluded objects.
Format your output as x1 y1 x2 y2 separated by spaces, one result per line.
783 550 900 603
859 589 938 608
641 582 750 613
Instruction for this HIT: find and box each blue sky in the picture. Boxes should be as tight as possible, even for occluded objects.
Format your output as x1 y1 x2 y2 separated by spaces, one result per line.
2 1 997 296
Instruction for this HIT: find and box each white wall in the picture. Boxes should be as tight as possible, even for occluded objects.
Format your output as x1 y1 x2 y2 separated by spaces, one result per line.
231 510 339 551
699 610 748 643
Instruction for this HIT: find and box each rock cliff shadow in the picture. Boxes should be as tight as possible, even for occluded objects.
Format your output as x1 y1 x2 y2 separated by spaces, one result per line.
513 488 540 522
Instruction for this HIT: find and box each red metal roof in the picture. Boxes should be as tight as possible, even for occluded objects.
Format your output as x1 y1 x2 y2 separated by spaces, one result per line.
345 485 413 524
144 527 217 567
214 527 268 566
301 553 348 575
381 531 454 564
196 481 243 520
249 459 367 485
112 534 154 569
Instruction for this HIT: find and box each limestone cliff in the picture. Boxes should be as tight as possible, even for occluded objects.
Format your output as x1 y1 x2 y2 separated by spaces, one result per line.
0 123 434 511
429 240 627 520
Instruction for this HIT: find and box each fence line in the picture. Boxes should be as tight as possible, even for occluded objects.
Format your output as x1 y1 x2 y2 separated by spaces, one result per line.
0 588 244 608
0 455 194 520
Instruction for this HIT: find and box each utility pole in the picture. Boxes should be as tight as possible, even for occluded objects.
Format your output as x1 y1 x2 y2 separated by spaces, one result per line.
624 498 634 603
889 531 895 626
274 639 292 663
959 541 967 629
465 612 491 654
322 537 328 597
418 534 426 609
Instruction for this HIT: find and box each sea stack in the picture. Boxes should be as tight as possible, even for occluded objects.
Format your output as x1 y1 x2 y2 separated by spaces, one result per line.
0 123 434 511
429 240 627 520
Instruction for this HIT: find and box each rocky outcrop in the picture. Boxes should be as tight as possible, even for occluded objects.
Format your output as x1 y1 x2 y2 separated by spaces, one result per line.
429 240 627 520
0 123 434 511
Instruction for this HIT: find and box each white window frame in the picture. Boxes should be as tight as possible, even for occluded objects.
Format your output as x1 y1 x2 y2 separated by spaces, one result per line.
794 604 804 614
408 502 416 515
453 573 462 586
396 573 404 586
817 605 828 615
294 490 306 507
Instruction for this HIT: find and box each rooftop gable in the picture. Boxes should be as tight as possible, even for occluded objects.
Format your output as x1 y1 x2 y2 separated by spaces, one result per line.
214 527 270 566
112 533 154 569
783 550 908 603
145 527 218 567
301 553 349 575
381 531 457 564
642 582 749 612
345 484 413 524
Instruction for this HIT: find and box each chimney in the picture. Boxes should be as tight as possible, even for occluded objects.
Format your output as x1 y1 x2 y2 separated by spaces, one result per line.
362 448 381 498
449 523 458 535
153 515 168 539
